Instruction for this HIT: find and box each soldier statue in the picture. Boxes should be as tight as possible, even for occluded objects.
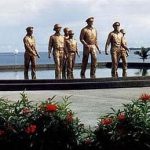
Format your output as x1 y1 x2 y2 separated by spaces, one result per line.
62 27 70 79
105 22 129 78
48 24 65 79
65 30 79 79
80 17 101 79
23 26 40 80
119 29 129 77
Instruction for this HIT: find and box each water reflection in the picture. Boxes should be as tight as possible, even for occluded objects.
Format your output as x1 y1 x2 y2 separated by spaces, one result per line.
14 71 19 79
134 68 149 76
0 68 149 79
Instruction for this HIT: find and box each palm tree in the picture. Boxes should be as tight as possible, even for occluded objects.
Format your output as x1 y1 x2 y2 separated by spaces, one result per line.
134 47 150 62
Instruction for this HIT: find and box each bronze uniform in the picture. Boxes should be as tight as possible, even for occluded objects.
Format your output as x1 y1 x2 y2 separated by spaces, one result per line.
62 35 69 79
23 35 37 79
80 26 98 78
48 33 65 79
105 31 124 77
66 38 77 79
118 36 128 77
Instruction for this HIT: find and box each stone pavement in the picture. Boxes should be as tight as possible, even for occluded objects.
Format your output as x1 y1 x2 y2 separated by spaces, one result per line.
0 87 150 128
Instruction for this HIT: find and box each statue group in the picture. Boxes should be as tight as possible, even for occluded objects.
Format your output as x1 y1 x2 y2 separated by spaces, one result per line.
23 17 129 80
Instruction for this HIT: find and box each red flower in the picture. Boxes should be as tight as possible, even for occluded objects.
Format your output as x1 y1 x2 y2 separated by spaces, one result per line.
139 93 150 102
46 104 58 112
66 112 73 123
0 130 5 136
25 124 37 134
117 112 126 121
101 118 113 125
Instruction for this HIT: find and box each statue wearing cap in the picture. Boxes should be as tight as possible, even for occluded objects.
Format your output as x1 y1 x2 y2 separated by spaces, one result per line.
62 27 70 79
48 24 65 79
105 22 129 78
65 30 79 79
26 26 34 32
118 29 129 77
120 29 125 34
53 24 62 30
112 22 120 27
86 17 94 22
23 26 40 80
80 17 101 79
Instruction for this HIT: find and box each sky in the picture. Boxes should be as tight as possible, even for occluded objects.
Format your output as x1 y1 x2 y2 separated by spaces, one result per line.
0 0 150 53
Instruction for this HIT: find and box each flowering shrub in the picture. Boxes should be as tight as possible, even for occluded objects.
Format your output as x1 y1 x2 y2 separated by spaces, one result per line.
0 93 89 150
1 92 150 150
0 93 38 150
94 93 150 150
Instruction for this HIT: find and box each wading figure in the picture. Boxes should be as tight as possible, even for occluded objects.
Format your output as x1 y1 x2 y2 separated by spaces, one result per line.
23 27 40 79
80 17 101 79
66 30 79 79
62 27 70 79
105 22 129 78
48 24 65 79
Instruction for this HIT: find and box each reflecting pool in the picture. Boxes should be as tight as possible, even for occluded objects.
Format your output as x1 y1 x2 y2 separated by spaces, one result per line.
0 68 149 79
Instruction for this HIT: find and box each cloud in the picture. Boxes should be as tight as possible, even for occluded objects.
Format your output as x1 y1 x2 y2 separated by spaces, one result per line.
0 0 53 26
0 0 150 51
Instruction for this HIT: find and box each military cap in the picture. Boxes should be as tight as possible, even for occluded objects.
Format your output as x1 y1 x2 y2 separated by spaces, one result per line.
86 17 94 22
113 22 120 27
63 27 69 32
26 26 33 32
53 24 62 30
68 30 74 35
120 29 126 34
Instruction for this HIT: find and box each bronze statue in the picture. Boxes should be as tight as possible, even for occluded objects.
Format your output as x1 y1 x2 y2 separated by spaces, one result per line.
23 26 40 80
48 24 65 79
105 22 129 78
65 30 79 79
119 29 128 77
80 17 101 79
62 27 70 79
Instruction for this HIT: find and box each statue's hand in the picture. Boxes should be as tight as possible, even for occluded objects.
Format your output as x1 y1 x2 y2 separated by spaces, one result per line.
98 50 101 54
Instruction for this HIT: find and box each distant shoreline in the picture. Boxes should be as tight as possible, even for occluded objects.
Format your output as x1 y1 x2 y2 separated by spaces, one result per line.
0 48 143 54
